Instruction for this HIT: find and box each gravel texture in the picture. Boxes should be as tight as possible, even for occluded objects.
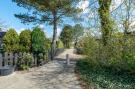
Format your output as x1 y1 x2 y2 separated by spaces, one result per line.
0 49 82 89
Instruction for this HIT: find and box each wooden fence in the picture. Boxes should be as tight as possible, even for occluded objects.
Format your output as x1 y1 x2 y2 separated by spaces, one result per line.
0 52 50 68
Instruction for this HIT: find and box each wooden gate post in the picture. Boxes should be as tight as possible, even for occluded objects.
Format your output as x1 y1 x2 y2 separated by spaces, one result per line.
14 53 18 65
0 53 3 67
9 53 14 65
66 54 70 65
4 52 8 66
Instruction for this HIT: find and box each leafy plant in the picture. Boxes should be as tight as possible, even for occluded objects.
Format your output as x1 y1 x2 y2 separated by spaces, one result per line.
19 29 31 52
31 27 46 54
60 25 73 48
76 59 135 89
12 0 81 60
123 53 135 72
3 28 20 52
19 53 33 70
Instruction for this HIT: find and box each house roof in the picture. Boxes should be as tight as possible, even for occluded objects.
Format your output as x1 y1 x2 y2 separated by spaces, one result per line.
0 31 6 38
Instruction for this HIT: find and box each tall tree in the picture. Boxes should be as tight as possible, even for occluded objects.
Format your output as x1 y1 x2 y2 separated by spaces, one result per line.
60 25 73 48
3 28 19 52
19 29 31 52
98 0 112 46
73 24 84 48
12 0 80 60
31 27 46 54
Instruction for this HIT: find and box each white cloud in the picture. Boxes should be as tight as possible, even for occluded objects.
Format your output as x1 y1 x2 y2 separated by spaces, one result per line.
79 0 89 11
110 0 124 11
57 28 62 37
130 21 135 26
39 24 44 29
78 0 90 15
17 28 25 34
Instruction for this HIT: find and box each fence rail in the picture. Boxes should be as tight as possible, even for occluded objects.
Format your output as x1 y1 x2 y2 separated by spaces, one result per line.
0 52 49 68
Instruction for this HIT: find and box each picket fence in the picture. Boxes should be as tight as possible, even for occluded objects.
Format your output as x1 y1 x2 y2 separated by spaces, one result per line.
0 52 49 68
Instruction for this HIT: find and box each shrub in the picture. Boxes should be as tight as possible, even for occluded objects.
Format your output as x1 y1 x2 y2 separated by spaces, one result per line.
19 29 31 52
60 25 73 48
32 27 46 54
78 31 135 73
123 52 135 72
18 53 33 70
38 53 44 65
3 28 20 52
56 40 64 48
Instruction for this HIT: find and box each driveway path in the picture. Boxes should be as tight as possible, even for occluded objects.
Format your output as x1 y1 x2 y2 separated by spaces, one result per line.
0 49 82 89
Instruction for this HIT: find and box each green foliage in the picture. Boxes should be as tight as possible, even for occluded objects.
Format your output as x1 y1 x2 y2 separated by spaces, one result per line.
12 0 80 24
19 29 31 52
123 53 135 72
73 24 84 47
76 59 135 89
98 0 113 46
32 27 46 54
56 39 64 48
60 25 73 48
77 32 135 89
3 28 20 52
77 32 98 56
78 31 135 72
19 53 33 70
38 53 44 59
12 0 81 60
44 38 51 50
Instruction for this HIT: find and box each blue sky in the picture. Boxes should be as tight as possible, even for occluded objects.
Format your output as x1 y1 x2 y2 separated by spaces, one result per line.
0 0 127 37
0 0 101 37
0 0 77 37
0 1 33 30
0 0 59 37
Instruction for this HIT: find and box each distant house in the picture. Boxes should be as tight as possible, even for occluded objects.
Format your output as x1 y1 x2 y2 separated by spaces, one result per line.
0 29 6 52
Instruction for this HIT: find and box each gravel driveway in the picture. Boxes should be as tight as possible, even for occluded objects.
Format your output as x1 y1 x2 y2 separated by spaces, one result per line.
0 49 82 89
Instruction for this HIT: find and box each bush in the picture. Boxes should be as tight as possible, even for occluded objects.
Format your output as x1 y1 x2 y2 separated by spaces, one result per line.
3 28 20 52
18 53 33 70
56 40 64 48
77 33 98 56
80 31 135 72
19 29 31 52
123 52 135 72
32 27 46 53
76 48 83 54
37 53 44 65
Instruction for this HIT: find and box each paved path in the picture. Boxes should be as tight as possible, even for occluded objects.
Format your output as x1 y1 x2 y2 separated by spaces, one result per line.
0 49 82 89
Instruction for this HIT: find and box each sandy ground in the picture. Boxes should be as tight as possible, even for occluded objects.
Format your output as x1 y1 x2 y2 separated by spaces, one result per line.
0 49 83 89
55 49 84 60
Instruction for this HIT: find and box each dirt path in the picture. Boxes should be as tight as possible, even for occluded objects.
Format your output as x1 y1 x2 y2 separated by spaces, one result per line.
55 48 83 60
0 49 83 89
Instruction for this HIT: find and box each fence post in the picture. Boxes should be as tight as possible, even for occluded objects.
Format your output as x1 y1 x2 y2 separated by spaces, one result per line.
9 53 14 65
31 53 34 66
0 53 3 67
66 54 70 65
4 52 8 66
33 54 37 66
14 53 18 65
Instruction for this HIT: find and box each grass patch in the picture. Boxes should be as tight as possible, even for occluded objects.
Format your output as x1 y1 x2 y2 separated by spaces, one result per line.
76 59 135 89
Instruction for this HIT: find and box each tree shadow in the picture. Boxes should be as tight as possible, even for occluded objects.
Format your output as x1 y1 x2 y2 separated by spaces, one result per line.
27 60 80 89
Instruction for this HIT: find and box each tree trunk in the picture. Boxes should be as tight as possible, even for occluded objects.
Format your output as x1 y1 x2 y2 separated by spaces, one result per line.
98 0 112 46
74 38 78 48
51 12 57 60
